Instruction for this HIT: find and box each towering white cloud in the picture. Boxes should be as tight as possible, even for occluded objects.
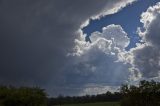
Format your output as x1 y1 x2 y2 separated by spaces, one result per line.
68 24 132 95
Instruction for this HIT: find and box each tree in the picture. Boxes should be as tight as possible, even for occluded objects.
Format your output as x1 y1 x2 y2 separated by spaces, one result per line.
120 80 160 106
0 86 47 106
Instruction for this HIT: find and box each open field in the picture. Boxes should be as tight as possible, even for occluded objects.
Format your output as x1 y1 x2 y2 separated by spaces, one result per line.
59 102 120 106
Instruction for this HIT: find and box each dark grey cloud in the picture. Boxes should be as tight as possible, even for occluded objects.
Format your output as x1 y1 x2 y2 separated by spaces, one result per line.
0 0 135 96
144 14 160 48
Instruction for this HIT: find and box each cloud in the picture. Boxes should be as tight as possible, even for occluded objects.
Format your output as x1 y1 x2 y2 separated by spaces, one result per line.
139 2 160 46
72 24 129 56
79 84 119 96
67 24 132 95
131 2 160 78
0 0 136 96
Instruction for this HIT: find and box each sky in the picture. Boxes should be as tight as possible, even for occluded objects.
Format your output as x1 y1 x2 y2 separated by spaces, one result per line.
83 0 159 50
1 0 160 96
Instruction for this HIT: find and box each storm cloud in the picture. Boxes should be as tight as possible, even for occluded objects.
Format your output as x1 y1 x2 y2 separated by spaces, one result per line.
0 0 138 96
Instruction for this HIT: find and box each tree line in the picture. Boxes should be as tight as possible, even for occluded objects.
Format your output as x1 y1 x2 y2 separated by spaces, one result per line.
0 80 160 106
48 91 122 105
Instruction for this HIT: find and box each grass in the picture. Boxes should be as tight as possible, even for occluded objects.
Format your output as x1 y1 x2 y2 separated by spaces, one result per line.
59 102 120 106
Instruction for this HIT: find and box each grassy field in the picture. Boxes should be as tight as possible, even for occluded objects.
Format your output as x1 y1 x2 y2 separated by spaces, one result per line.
59 102 120 106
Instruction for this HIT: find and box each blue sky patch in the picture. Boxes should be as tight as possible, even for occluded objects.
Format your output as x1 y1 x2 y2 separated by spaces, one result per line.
83 0 159 50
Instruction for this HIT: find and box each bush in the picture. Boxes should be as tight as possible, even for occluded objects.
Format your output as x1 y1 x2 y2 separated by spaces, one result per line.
0 86 47 106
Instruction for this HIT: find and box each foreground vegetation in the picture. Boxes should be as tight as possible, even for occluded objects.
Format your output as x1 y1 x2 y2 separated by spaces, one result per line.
0 86 47 106
120 80 160 106
0 80 160 106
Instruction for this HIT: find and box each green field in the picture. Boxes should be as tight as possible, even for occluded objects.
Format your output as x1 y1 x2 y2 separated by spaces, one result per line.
59 102 120 106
